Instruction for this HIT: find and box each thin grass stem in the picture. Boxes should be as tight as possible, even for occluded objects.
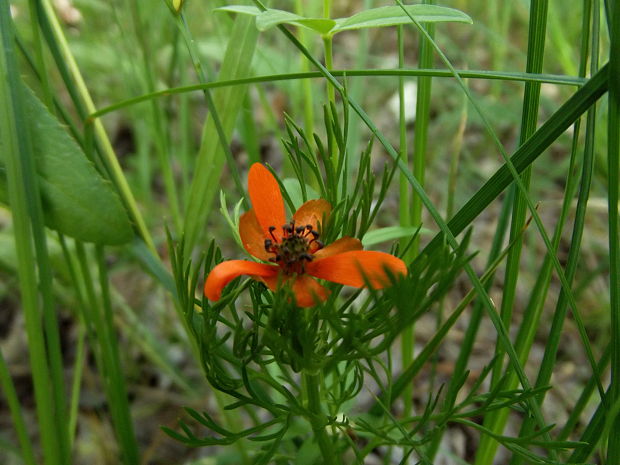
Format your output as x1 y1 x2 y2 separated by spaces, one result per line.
606 0 620 457
0 349 37 465
88 69 586 120
37 0 155 254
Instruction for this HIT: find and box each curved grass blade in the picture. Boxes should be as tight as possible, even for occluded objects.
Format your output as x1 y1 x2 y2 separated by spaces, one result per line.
182 14 258 255
88 69 586 120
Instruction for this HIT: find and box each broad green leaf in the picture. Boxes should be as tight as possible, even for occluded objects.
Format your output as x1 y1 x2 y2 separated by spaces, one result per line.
362 225 430 247
332 5 472 33
256 11 335 34
0 86 133 245
216 6 335 34
216 5 470 36
214 5 262 17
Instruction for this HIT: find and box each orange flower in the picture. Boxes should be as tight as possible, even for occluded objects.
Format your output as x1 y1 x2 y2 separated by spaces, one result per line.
204 163 407 307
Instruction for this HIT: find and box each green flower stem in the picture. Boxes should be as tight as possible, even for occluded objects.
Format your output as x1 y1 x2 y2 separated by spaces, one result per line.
303 371 337 465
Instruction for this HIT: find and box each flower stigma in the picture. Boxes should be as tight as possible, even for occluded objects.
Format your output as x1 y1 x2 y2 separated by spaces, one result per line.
264 221 324 275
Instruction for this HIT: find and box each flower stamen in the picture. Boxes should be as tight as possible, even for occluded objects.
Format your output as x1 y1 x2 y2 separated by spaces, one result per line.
263 220 323 274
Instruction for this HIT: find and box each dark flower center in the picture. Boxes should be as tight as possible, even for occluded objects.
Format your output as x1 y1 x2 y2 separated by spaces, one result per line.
264 221 323 275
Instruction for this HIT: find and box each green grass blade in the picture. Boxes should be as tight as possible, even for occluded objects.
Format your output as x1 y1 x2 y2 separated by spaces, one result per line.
514 3 601 456
568 386 610 462
421 64 608 256
182 14 258 255
88 69 586 120
67 326 86 449
398 21 413 420
558 344 610 442
396 5 609 452
606 0 620 458
37 0 156 254
371 224 522 416
0 348 36 465
75 243 140 464
128 0 181 230
0 3 64 463
402 0 435 421
477 1 549 462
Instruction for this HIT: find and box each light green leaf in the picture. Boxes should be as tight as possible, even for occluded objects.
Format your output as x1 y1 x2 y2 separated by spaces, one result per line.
282 178 319 210
214 5 262 16
0 86 133 245
332 5 472 33
216 6 335 34
362 226 430 247
256 11 336 34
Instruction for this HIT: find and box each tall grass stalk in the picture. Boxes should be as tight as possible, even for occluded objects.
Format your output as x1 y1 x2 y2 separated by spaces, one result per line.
607 0 620 458
397 22 413 419
128 0 181 230
181 14 257 255
0 4 65 464
36 0 156 253
511 3 600 462
0 349 36 465
477 1 549 462
401 0 435 420
73 242 139 464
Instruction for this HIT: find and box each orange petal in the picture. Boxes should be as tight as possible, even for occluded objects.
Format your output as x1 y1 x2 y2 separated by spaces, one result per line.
259 274 329 307
313 236 362 260
292 275 330 307
248 163 286 239
258 273 281 292
204 260 278 301
306 251 407 289
292 199 332 233
239 209 271 261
